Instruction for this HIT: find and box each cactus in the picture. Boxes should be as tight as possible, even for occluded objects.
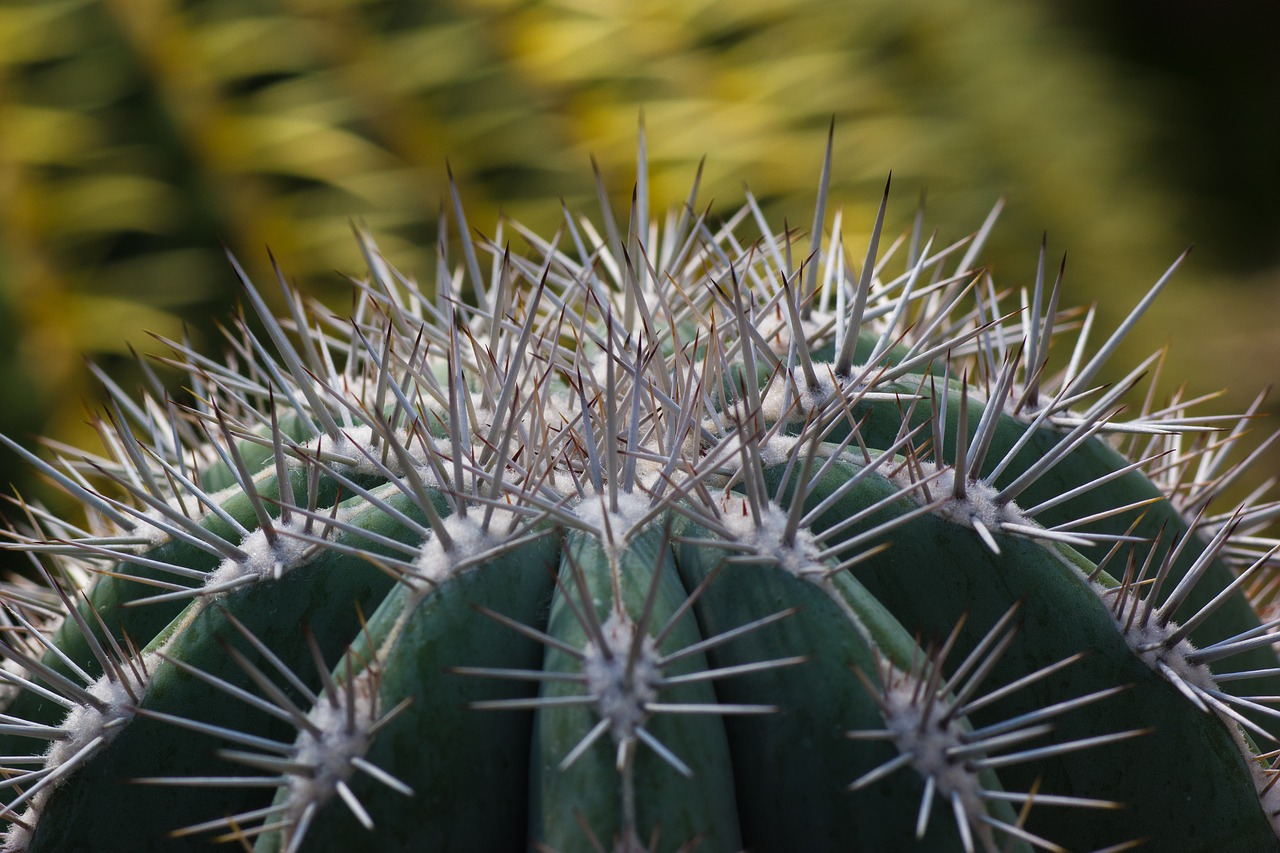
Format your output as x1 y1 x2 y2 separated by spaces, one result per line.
2 133 1280 853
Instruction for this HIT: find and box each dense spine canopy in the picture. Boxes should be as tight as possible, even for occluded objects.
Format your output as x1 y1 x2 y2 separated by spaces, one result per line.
1 132 1279 851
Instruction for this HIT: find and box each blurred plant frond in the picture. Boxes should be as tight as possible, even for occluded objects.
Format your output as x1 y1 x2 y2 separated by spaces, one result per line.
0 0 1272 547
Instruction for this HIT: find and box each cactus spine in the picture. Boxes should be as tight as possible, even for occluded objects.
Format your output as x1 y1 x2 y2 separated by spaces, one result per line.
1 133 1279 852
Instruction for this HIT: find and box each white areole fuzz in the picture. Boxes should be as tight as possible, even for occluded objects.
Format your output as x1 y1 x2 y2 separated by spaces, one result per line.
311 426 438 479
411 508 523 587
204 516 316 590
880 677 988 843
759 369 840 425
1102 589 1219 706
572 490 655 552
283 675 388 829
2 657 157 853
583 612 662 746
719 498 826 580
890 461 1031 551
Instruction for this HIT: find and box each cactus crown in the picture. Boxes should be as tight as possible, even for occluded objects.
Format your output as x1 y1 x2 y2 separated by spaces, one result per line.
1 131 1280 852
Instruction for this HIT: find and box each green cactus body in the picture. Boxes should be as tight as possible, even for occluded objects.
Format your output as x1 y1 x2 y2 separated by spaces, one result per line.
2 137 1280 852
815 372 1275 679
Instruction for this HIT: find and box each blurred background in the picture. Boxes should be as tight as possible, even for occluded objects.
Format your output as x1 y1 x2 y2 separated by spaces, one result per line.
0 0 1277 544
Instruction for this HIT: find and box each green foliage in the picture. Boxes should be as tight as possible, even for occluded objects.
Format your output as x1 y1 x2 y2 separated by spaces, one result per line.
2 143 1280 852
5 0 1263 542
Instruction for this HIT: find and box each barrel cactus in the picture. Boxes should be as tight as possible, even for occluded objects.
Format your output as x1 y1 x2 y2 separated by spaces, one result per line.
2 134 1279 852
